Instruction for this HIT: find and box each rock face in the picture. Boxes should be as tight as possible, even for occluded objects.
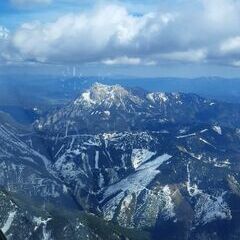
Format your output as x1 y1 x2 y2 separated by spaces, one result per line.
1 83 240 239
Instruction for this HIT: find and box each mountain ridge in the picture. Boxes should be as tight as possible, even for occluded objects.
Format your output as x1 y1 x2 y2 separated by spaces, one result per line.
1 83 240 239
35 83 240 136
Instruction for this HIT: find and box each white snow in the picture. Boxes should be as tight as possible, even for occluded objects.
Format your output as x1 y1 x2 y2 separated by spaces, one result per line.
179 129 187 134
63 184 68 193
236 128 240 135
146 93 155 102
54 145 64 158
199 137 216 149
213 126 222 135
33 217 52 240
102 132 118 141
99 173 105 188
103 154 172 199
104 110 111 116
54 152 88 179
82 92 95 104
1 211 16 234
65 121 70 137
74 83 142 109
120 194 133 211
186 164 232 225
131 149 156 169
162 186 176 219
200 129 208 133
195 192 232 225
95 151 99 169
214 159 231 168
186 162 202 197
43 224 52 240
176 133 196 139
147 92 168 103
181 148 202 160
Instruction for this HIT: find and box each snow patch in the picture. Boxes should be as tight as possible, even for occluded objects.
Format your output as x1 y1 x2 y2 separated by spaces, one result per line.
162 186 176 219
199 138 216 149
103 154 172 200
186 163 202 197
95 150 99 169
147 92 168 103
1 211 16 234
213 126 222 135
104 110 111 116
33 217 52 239
131 149 156 169
176 133 196 139
195 192 232 225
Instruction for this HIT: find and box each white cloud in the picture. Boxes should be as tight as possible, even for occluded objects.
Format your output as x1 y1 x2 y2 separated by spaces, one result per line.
0 26 10 63
231 60 240 67
12 5 175 64
0 26 10 40
102 56 157 66
220 36 240 54
159 49 207 63
2 0 240 66
102 56 141 65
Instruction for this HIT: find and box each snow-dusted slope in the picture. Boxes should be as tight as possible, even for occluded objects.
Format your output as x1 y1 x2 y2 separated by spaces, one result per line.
2 83 240 239
0 115 75 207
37 122 240 238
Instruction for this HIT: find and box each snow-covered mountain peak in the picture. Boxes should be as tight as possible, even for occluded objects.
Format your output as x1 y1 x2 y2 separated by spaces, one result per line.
74 82 143 109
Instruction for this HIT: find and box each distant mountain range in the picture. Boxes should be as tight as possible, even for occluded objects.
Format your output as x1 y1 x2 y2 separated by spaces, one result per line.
1 75 240 107
1 83 240 239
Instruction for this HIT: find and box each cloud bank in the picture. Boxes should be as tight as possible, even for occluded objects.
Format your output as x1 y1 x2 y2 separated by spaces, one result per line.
2 0 240 67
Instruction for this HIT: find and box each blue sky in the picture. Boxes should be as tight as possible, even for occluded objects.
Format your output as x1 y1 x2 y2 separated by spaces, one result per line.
1 0 240 77
0 0 89 28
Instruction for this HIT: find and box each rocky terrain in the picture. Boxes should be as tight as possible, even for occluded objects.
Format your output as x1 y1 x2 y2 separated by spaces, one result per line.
1 83 240 239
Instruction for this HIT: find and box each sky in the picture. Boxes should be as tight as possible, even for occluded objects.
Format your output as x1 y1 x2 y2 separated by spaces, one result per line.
1 0 240 77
